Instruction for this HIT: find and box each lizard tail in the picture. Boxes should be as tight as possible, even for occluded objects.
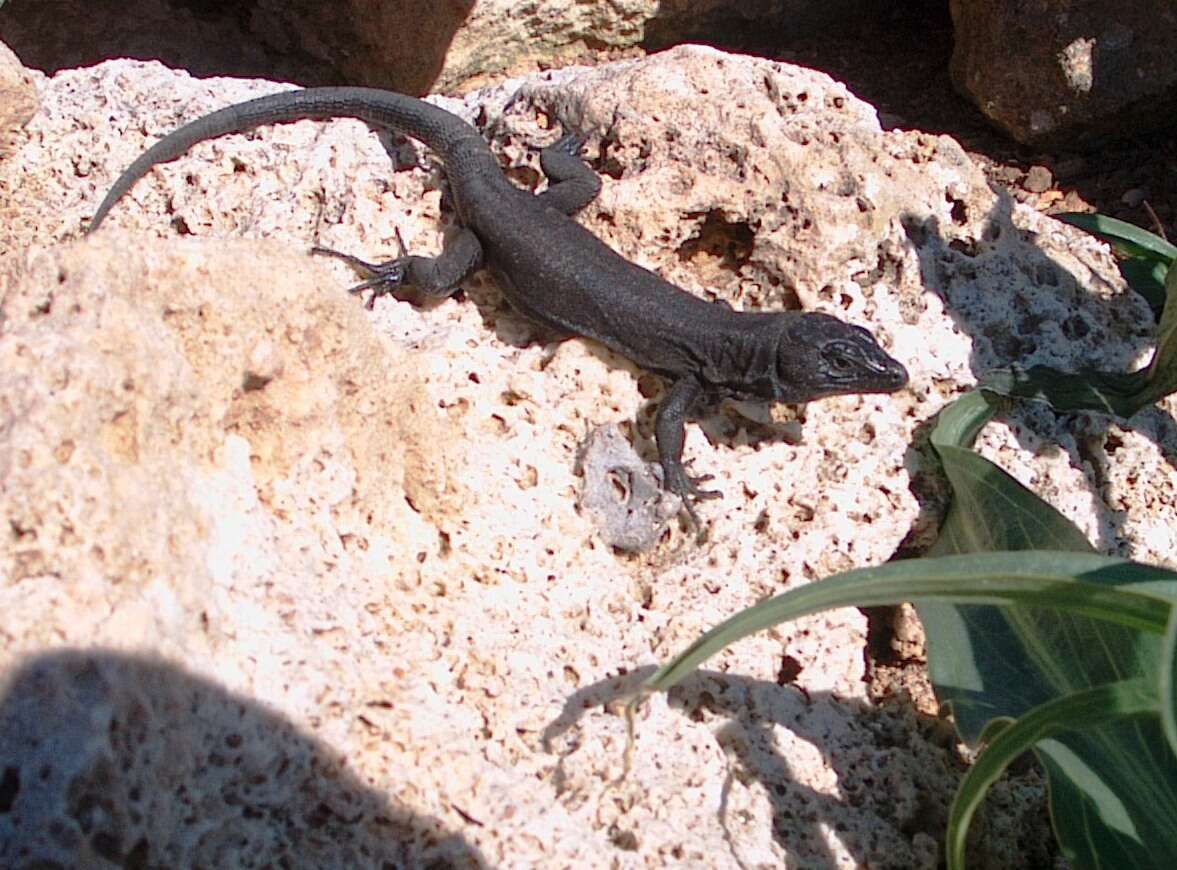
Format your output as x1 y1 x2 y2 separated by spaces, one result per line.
88 86 487 232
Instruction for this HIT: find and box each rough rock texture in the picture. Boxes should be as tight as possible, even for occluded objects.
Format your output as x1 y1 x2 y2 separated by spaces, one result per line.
950 0 1177 148
578 424 679 553
1 0 891 94
0 40 37 159
0 650 485 866
1 44 1174 867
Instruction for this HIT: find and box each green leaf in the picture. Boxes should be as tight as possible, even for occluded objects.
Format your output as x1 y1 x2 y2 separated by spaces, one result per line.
927 388 998 451
1136 259 1177 406
639 552 1173 696
947 680 1157 870
1118 258 1168 317
1056 213 1177 264
927 390 1095 555
923 391 1177 869
979 366 1145 417
1162 607 1177 759
922 390 1161 743
1038 721 1177 870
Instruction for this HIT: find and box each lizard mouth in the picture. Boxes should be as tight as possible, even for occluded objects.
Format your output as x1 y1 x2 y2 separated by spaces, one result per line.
875 357 910 391
813 337 910 394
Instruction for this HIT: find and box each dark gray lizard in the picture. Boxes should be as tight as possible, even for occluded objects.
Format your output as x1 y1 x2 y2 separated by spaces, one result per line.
87 87 909 523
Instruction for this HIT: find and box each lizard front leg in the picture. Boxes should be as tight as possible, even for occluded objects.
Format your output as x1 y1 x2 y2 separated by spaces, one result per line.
311 226 483 308
655 377 722 526
535 133 602 216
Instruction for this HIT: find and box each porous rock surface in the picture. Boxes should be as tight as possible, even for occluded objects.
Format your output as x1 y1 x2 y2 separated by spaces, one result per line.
950 0 1177 148
1 43 1173 867
0 40 37 158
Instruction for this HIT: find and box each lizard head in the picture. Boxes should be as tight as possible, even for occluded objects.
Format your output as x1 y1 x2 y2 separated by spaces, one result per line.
772 312 908 402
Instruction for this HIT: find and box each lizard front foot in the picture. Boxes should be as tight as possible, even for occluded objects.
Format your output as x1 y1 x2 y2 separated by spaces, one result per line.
311 245 409 309
662 461 722 529
549 132 587 157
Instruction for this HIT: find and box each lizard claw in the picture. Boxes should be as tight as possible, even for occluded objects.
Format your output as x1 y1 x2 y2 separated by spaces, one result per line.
311 244 409 309
663 463 723 529
551 132 587 156
684 474 722 500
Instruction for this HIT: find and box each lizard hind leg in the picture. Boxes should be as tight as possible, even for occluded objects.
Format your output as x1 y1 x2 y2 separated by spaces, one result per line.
311 225 483 308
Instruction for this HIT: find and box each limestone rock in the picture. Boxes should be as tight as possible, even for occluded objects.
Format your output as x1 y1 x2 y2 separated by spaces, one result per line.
950 0 1177 148
1 45 1173 867
578 423 678 552
0 40 38 160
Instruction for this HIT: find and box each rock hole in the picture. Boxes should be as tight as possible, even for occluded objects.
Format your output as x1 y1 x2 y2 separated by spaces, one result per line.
124 837 150 870
948 238 979 258
776 655 803 685
0 765 20 812
607 469 632 503
241 372 271 391
1034 262 1059 286
610 828 640 851
947 196 967 225
676 210 755 275
91 829 122 862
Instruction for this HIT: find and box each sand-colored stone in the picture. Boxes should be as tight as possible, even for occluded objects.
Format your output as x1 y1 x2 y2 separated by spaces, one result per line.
2 45 1173 867
0 40 37 161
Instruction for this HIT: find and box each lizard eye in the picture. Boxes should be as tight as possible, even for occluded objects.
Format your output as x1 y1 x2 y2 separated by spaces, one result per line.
823 342 861 378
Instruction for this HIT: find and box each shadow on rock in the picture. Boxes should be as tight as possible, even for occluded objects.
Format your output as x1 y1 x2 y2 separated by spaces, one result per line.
0 648 488 869
543 666 1015 869
902 189 1177 552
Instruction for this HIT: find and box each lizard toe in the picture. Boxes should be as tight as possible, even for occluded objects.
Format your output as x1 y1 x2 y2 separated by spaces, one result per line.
552 132 586 156
685 475 723 501
345 261 410 307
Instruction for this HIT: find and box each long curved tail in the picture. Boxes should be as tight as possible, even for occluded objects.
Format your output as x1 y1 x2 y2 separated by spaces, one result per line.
88 86 485 232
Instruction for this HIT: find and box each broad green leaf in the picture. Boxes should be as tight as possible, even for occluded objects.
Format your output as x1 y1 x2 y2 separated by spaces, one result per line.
922 389 1168 740
927 390 1094 556
947 680 1157 870
927 388 998 451
923 390 1177 869
979 366 1145 417
1163 607 1177 758
1056 213 1177 264
639 552 1173 696
1138 258 1177 406
1038 721 1177 870
1119 258 1167 317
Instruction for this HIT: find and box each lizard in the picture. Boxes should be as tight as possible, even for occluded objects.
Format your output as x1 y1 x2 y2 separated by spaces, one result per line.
87 86 910 525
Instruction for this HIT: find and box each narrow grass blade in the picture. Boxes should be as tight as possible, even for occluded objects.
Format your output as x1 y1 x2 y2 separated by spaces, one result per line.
641 552 1173 696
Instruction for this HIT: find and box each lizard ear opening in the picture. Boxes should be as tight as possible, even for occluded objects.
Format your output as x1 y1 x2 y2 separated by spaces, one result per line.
771 319 817 402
